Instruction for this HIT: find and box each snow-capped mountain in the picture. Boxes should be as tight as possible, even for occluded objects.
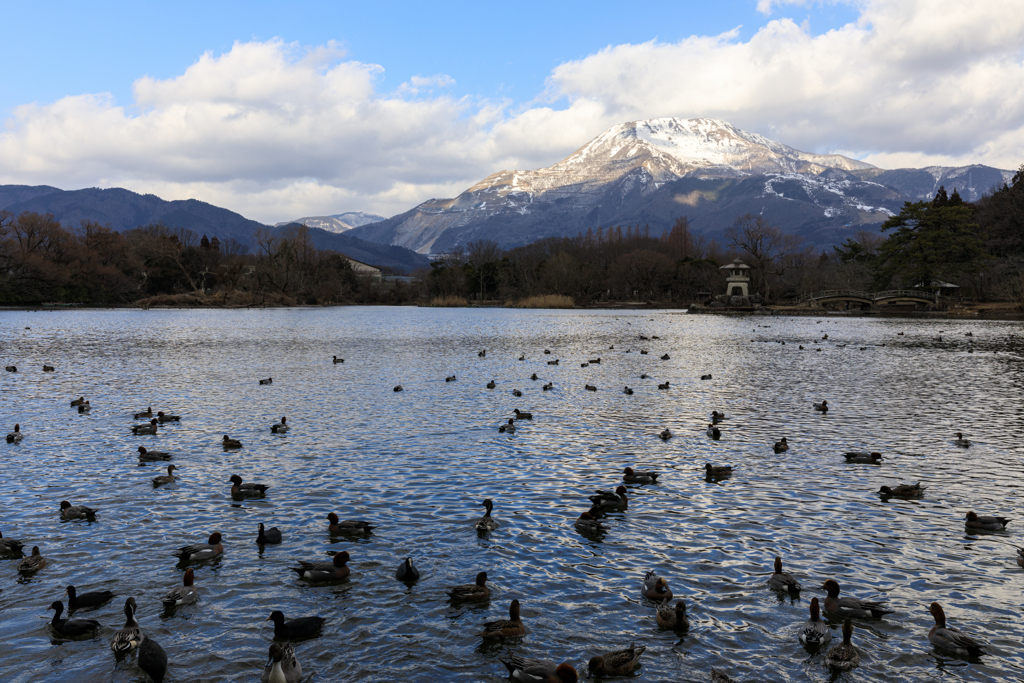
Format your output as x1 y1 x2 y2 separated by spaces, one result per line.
346 118 1011 254
275 211 386 233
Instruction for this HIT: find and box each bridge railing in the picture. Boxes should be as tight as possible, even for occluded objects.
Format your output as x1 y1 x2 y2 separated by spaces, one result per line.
795 289 939 304
794 290 873 304
872 289 937 302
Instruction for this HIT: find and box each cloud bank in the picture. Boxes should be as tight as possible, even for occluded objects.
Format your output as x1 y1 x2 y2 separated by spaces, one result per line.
2 1 1023 223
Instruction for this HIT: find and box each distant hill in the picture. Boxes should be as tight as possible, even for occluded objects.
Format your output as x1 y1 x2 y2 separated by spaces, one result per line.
274 211 387 233
0 186 429 273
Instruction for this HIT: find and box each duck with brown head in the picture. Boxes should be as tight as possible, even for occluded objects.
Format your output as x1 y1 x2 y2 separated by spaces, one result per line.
655 599 689 630
821 579 892 619
588 643 646 677
326 512 374 536
18 546 46 573
588 486 628 510
162 568 199 606
291 550 351 582
642 571 672 602
799 597 831 648
928 602 986 658
825 618 859 670
965 511 1010 531
768 556 801 595
446 571 489 602
478 599 526 638
173 532 223 563
131 419 158 435
500 655 577 683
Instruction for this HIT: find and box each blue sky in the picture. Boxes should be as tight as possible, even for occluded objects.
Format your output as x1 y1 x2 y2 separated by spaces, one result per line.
1 1 1021 222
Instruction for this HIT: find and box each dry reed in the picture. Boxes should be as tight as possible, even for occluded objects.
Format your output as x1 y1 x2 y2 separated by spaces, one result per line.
507 294 575 309
427 295 470 307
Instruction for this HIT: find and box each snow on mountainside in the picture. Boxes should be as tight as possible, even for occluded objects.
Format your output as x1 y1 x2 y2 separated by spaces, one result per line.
275 211 386 233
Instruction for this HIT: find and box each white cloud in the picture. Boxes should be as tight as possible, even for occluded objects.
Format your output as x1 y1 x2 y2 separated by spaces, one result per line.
1 1 1023 224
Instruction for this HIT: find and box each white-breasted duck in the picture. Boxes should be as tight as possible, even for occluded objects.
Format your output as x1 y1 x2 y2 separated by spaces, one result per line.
821 579 892 619
152 465 178 487
623 467 658 483
230 474 268 499
161 568 199 606
478 599 526 638
446 571 489 602
825 618 859 670
263 642 303 683
642 571 672 602
271 417 289 433
291 550 351 582
656 600 689 630
327 512 374 535
47 600 100 639
60 500 97 520
500 655 577 683
588 643 646 677
768 556 801 594
474 499 500 531
110 597 142 654
173 532 224 563
799 597 831 648
928 602 986 658
965 511 1010 531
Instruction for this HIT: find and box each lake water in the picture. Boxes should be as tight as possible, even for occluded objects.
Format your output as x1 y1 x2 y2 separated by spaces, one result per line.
1 307 1023 683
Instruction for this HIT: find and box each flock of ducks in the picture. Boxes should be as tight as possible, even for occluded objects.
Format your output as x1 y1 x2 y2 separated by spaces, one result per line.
2 321 1020 683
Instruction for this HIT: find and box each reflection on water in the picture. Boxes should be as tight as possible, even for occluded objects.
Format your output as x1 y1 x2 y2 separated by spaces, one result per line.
1 307 1023 682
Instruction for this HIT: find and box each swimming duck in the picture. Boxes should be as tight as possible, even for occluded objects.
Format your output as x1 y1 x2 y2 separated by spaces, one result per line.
519 354 525 361
71 396 86 407
500 654 577 683
132 419 158 435
487 380 496 389
271 417 289 433
542 382 553 390
230 474 268 498
548 359 559 365
291 550 351 582
77 401 91 413
263 642 303 683
623 386 633 395
657 381 670 390
447 571 489 602
711 671 737 683
588 643 646 677
656 600 689 630
589 358 601 364
396 557 420 583
18 546 47 573
704 463 732 478
138 446 172 461
134 407 153 419
327 512 374 535
813 400 829 412
393 385 403 392
512 389 522 397
584 384 597 391
139 637 168 683
446 375 457 382
152 465 178 487
478 599 526 638
111 597 142 654
825 619 859 670
843 451 882 463
642 571 672 602
544 349 551 354
474 499 500 531
513 409 533 420
768 556 801 594
661 353 670 360
257 523 282 544
499 419 516 434
580 362 589 367
821 579 892 619
640 349 648 355
706 424 721 439
0 529 24 554
60 500 97 519
701 373 712 380
265 610 325 641
799 597 831 648
928 602 986 657
478 349 486 357
66 585 114 611
710 410 724 421
172 532 224 563
588 486 628 509
879 483 926 498
640 373 649 379
156 411 180 422
531 373 539 380
161 568 199 606
6 424 23 443
4 365 15 372
954 432 972 447
332 356 344 364
773 437 789 453
623 467 658 483
574 511 605 534
964 511 1010 531
47 600 100 639
259 377 273 385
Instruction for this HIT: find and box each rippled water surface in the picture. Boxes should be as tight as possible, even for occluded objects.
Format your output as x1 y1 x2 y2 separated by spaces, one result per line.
1 307 1023 683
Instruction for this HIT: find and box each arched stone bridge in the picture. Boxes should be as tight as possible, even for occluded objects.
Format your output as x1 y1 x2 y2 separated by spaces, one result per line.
796 289 940 307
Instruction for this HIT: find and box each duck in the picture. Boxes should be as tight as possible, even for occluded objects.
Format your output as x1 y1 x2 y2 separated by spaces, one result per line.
111 597 142 654
172 531 224 563
486 380 496 389
474 499 500 531
700 373 712 380
152 465 178 487
70 396 86 407
139 637 168 683
640 373 649 379
265 610 325 641
574 511 605 534
773 437 789 453
500 654 577 683
623 467 658 483
588 643 646 677
512 389 522 397
271 417 289 433
825 619 860 670
589 357 601 364
66 585 114 611
263 642 303 683
821 579 892 619
327 512 374 535
657 381 670 390
6 424 23 443
710 410 724 421
965 511 1010 531
478 349 486 357
446 571 489 602
660 353 670 360
513 409 533 420
446 375 457 382
396 557 420 583
623 386 633 395
656 600 689 630
548 359 559 365
4 365 15 372
259 377 273 385
580 362 589 367
223 435 242 448
706 424 721 439
478 599 526 638
230 474 268 498
843 451 882 463
1017 547 1024 568
518 354 526 361
799 597 832 648
813 400 829 412
156 411 180 422
768 556 801 594
393 385 403 392
588 485 628 509
332 355 344 364
257 523 282 544
18 546 47 573
928 602 986 657
704 463 733 478
132 419 158 435
133 407 153 419
138 446 172 461
531 373 539 380
60 500 97 519
711 671 737 683
642 571 672 602
544 349 551 354
542 382 553 391
640 349 649 355
161 568 199 606
954 432 972 447
47 600 100 639
584 384 597 391
879 483 926 498
499 419 516 434
77 401 91 413
0 529 25 554
291 550 351 582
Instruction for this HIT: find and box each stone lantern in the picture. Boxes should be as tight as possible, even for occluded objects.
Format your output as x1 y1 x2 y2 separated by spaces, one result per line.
720 257 751 297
